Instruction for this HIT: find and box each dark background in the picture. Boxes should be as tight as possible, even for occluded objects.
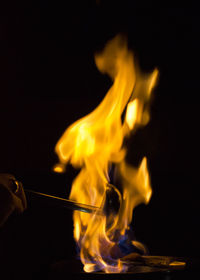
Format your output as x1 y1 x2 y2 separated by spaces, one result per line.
0 1 200 275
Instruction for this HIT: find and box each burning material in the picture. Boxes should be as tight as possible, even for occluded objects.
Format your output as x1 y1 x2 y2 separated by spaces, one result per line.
54 35 158 273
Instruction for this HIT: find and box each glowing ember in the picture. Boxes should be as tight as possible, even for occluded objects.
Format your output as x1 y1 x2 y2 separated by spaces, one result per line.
54 34 158 273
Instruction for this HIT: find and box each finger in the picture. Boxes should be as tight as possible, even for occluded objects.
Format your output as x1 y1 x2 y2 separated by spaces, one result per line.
12 193 25 213
0 174 16 190
0 174 27 212
0 183 15 227
14 181 27 210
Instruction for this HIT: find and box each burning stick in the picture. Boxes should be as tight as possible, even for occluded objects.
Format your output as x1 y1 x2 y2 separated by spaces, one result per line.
25 183 120 215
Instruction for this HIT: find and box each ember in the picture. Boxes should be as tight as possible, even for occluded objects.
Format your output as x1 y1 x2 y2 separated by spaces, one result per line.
54 34 158 273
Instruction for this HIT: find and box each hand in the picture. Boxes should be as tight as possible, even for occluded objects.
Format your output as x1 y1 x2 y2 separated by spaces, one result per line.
0 174 27 227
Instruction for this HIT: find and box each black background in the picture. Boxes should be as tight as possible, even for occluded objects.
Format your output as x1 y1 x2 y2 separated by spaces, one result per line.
0 1 200 275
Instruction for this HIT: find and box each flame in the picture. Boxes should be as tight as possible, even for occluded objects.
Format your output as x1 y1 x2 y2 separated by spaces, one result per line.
54 35 158 273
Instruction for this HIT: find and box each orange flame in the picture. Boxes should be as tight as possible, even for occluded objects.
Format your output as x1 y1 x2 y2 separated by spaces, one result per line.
54 35 158 273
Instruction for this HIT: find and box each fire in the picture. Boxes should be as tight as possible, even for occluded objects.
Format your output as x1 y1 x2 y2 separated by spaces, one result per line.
54 35 158 273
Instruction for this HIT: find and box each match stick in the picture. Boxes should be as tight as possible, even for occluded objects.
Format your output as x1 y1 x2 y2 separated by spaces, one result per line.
25 189 103 214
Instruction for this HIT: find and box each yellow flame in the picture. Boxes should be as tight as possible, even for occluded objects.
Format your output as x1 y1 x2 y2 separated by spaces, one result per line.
126 99 140 130
54 34 158 273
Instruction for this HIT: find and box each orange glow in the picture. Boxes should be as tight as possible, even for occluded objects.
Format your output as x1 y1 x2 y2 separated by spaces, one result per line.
53 163 65 173
54 35 158 273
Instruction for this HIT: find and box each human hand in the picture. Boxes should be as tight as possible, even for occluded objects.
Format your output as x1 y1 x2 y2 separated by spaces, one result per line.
0 174 27 227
